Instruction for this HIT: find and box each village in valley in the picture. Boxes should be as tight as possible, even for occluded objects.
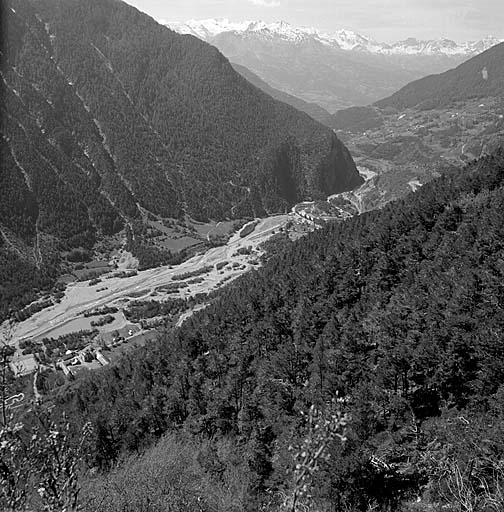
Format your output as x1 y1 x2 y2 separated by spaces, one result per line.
2 209 329 411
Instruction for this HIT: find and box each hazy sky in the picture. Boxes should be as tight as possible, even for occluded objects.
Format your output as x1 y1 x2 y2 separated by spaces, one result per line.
125 0 504 42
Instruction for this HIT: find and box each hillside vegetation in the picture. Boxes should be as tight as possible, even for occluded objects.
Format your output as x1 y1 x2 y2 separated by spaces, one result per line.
36 149 504 511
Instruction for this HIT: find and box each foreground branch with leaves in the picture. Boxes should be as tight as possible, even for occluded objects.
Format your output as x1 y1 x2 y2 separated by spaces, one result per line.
0 410 92 512
284 400 350 512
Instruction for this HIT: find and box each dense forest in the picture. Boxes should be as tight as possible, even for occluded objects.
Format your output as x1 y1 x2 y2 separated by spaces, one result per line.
0 0 362 321
232 63 335 128
5 149 499 511
375 42 504 110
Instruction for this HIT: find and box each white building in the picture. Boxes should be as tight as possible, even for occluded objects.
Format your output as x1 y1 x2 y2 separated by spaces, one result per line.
10 354 39 377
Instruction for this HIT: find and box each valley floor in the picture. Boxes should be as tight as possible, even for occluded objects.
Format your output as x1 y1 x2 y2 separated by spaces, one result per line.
8 214 293 351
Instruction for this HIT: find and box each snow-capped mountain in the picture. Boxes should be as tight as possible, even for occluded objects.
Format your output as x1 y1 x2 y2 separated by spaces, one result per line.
166 19 253 40
166 18 502 56
383 36 503 56
166 18 382 49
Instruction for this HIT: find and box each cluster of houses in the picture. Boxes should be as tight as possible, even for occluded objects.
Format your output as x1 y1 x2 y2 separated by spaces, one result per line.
296 205 354 224
9 344 110 379
57 348 109 378
9 324 138 379
56 325 138 378
295 209 317 223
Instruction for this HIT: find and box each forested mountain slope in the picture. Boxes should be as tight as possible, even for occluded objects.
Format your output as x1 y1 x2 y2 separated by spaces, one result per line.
50 149 504 511
375 42 504 110
232 63 334 127
0 0 361 321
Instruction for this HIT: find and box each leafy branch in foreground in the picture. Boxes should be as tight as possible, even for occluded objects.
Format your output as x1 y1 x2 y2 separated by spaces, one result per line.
0 409 93 512
283 399 350 512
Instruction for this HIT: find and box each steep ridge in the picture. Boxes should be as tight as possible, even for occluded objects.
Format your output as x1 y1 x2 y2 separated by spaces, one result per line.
3 0 361 221
231 63 334 127
375 42 504 110
0 0 361 321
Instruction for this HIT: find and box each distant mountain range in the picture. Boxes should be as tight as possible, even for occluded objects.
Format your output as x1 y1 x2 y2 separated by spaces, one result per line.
167 19 503 112
168 19 502 57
